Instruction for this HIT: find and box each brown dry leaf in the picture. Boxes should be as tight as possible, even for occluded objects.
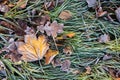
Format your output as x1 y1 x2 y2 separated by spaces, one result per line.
2 38 24 52
115 7 120 22
65 32 76 38
45 49 58 65
4 51 22 62
103 67 120 80
63 46 72 55
35 15 50 26
60 60 71 72
59 10 72 20
39 15 50 25
0 20 25 35
18 34 49 62
96 7 107 18
51 58 61 67
16 0 28 9
98 34 110 43
86 0 96 8
85 66 91 74
37 21 64 37
2 38 24 62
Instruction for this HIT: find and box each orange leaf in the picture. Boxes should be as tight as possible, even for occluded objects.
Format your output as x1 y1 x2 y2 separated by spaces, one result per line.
45 49 58 65
66 32 75 38
18 34 49 62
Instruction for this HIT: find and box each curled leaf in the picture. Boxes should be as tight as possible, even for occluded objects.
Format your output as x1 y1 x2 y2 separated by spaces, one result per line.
45 49 59 65
18 34 49 62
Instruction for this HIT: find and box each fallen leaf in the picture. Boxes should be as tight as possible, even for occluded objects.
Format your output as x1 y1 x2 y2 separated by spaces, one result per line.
65 32 76 38
96 7 107 18
37 21 64 37
3 39 24 62
63 46 72 55
0 4 9 13
16 0 28 9
103 67 120 80
24 26 35 35
85 66 91 74
86 0 96 8
98 34 110 43
102 54 112 60
4 51 22 62
0 20 25 36
0 60 7 79
45 49 58 65
59 10 72 20
51 58 61 67
18 34 49 62
115 7 120 22
70 68 80 75
39 15 50 25
60 60 71 72
44 1 55 10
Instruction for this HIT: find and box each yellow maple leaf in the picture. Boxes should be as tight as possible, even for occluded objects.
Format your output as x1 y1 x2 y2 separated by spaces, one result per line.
45 49 59 65
17 34 49 62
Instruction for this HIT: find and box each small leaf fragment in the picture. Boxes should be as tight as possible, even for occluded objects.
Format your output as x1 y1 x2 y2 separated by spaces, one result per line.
59 10 72 20
51 58 61 67
86 0 96 8
60 60 71 72
63 46 72 55
65 32 76 38
85 66 91 74
102 54 112 60
98 34 110 43
115 7 120 22
45 49 59 65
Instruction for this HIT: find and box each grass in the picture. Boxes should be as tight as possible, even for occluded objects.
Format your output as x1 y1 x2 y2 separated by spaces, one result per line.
0 0 120 80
